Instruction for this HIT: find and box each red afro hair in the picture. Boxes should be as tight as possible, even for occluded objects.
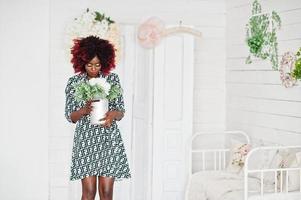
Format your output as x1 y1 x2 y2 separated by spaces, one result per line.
70 35 116 76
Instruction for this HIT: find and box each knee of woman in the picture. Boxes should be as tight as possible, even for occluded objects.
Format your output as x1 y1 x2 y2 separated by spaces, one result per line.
83 188 97 199
99 188 113 199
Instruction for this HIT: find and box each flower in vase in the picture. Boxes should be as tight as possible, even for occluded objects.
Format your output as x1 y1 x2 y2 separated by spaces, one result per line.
89 77 111 94
74 78 122 102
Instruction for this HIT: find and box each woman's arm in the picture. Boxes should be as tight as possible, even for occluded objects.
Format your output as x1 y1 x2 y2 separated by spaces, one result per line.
70 101 92 123
107 110 124 121
113 110 124 121
101 73 126 127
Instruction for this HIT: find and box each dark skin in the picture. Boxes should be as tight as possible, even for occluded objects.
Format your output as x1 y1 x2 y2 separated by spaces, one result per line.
81 176 114 200
70 56 123 200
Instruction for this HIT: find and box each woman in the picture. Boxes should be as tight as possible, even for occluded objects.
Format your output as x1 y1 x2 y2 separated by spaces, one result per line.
64 35 131 200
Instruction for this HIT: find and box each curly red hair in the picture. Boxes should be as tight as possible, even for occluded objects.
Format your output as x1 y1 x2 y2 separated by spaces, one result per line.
70 35 116 76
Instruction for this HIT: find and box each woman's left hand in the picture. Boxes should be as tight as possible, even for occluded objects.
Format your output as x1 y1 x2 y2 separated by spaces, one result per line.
100 110 123 127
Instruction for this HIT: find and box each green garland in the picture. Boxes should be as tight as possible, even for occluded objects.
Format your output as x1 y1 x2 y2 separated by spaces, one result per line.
292 48 301 80
245 0 281 70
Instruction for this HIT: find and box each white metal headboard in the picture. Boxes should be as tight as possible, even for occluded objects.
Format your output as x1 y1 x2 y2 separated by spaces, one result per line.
244 145 301 199
186 130 250 175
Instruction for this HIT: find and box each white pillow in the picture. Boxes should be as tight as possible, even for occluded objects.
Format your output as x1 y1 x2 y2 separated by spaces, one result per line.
226 139 251 174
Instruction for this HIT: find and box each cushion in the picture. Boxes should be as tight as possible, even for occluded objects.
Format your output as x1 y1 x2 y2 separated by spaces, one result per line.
226 139 251 174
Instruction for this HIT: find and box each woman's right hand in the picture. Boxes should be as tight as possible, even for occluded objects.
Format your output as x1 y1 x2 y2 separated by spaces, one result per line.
70 100 93 123
80 100 93 116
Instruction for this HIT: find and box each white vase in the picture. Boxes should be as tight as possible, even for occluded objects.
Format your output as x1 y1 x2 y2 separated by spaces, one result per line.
90 99 108 125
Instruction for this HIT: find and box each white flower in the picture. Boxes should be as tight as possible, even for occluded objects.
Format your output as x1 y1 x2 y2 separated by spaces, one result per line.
89 77 111 94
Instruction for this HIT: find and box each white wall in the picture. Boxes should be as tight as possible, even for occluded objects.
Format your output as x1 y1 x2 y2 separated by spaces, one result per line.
226 0 301 145
193 25 226 133
0 0 49 199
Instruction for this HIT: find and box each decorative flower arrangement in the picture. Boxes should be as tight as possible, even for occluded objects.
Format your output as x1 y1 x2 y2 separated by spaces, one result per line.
66 8 122 64
292 47 301 81
279 51 297 88
245 0 281 70
231 144 251 167
74 78 122 102
137 17 165 49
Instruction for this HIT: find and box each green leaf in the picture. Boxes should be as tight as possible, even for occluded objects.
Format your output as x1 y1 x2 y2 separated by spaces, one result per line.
95 11 105 22
106 17 115 25
107 85 122 101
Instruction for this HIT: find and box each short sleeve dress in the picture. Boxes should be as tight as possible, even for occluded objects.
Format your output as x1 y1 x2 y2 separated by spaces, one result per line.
64 71 132 181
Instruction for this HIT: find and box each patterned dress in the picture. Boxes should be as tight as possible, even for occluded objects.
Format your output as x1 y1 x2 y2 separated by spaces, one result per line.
64 71 132 181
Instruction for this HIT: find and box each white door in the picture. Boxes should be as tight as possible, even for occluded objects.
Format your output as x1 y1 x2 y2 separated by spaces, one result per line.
152 34 194 200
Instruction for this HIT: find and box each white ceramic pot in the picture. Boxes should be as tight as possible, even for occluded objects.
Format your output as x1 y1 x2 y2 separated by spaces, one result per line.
90 99 108 125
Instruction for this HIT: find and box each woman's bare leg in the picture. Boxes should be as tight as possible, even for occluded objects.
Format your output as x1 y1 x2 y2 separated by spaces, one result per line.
98 176 115 200
81 176 97 200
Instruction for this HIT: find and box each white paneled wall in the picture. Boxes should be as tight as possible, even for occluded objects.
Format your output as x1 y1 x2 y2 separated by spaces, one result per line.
193 33 226 133
226 0 301 145
191 2 226 135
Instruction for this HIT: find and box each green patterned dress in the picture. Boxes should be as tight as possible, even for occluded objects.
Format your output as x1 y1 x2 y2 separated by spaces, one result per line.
64 72 132 181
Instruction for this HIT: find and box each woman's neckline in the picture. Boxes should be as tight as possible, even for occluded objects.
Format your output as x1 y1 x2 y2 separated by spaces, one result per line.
82 71 106 80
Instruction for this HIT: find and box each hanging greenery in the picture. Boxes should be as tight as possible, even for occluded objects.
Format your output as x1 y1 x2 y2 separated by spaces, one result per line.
245 0 281 70
292 48 301 80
